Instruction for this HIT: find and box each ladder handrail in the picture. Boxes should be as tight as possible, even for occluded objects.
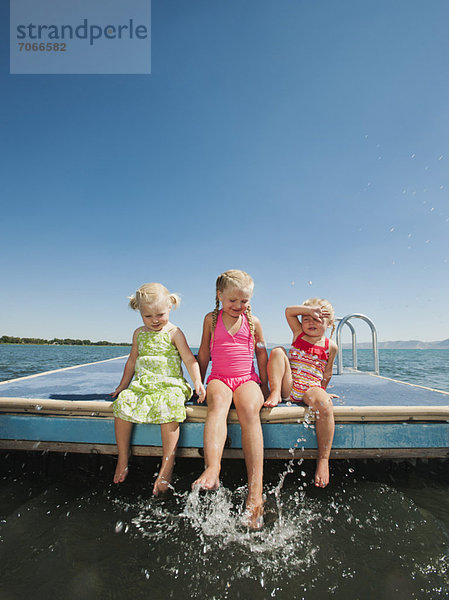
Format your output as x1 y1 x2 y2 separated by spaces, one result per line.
336 313 379 375
335 318 357 370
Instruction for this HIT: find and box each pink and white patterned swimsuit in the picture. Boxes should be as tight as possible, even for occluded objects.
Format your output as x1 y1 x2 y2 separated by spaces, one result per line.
207 310 261 392
289 332 329 402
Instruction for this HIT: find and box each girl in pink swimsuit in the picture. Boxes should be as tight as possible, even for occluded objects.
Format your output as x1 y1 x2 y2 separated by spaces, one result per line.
265 298 338 488
193 270 269 529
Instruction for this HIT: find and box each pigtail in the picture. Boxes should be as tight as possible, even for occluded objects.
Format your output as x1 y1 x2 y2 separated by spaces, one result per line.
245 304 256 344
169 293 181 309
128 294 140 310
329 323 336 338
211 295 220 334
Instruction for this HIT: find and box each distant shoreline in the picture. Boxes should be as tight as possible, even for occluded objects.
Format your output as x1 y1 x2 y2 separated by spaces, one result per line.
0 343 132 347
0 336 130 347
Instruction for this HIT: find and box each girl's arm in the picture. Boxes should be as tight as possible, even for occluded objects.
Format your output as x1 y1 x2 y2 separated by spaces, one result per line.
171 328 206 403
322 340 338 391
110 328 140 398
253 315 269 399
285 305 329 340
197 313 212 383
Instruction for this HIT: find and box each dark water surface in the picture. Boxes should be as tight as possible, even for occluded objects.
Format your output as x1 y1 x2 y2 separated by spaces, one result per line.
1 346 448 599
1 455 448 600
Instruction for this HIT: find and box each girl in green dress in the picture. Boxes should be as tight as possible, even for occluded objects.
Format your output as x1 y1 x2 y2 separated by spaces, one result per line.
111 283 205 495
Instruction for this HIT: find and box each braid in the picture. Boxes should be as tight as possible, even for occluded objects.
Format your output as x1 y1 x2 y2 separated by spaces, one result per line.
329 323 336 338
245 304 256 343
211 295 220 334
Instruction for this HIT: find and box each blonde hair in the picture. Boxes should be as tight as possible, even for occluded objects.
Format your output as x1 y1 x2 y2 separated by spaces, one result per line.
128 283 180 311
303 297 336 337
211 269 255 340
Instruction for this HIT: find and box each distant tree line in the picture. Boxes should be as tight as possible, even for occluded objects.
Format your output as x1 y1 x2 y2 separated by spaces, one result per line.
0 335 130 346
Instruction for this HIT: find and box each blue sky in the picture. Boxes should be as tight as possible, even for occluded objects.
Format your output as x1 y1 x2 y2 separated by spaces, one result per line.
1 0 448 346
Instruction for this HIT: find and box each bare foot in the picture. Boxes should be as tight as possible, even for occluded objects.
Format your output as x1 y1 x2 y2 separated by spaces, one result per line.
113 462 129 484
244 502 265 530
263 391 281 408
153 475 171 496
314 458 330 488
192 467 220 491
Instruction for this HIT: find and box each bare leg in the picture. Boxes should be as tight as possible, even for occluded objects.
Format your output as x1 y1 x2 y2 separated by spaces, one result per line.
265 347 292 407
302 388 335 487
114 417 133 483
192 380 233 490
234 381 265 528
153 421 180 496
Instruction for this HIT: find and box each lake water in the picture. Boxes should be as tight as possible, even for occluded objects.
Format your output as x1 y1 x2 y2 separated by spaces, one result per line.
1 346 448 599
1 345 448 392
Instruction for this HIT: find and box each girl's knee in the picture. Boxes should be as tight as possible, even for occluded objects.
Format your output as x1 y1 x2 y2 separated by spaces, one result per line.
206 396 231 418
270 346 286 359
303 389 333 416
268 346 288 366
317 399 333 418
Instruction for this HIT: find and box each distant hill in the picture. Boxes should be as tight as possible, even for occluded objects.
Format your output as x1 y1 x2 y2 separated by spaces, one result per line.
267 339 449 350
349 339 449 350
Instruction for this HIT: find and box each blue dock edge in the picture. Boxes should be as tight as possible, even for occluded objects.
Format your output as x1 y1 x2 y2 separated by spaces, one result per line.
0 356 448 459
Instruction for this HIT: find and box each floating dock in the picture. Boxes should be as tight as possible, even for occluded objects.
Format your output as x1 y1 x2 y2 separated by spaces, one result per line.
0 356 448 459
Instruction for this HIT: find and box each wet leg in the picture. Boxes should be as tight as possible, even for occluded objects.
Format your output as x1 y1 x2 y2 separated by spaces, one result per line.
234 382 265 528
192 380 233 490
153 421 180 496
264 347 292 407
114 417 133 483
303 388 335 487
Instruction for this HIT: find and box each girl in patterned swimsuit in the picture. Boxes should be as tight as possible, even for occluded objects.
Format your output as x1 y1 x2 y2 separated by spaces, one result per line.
193 270 269 529
265 298 338 488
111 283 205 494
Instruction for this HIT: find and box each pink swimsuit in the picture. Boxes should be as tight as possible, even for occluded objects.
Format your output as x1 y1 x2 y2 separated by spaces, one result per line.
207 310 261 391
289 333 329 402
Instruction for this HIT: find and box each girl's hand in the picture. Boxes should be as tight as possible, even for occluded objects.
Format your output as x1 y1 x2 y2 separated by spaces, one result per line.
110 386 126 399
195 383 206 403
308 306 330 322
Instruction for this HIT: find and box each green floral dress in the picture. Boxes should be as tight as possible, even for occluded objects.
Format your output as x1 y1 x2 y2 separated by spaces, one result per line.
112 329 192 424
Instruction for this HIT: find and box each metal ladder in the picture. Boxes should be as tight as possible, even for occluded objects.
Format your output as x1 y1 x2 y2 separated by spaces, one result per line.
335 313 379 375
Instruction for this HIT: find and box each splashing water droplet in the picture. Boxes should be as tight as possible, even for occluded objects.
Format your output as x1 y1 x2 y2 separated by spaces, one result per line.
115 521 124 533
